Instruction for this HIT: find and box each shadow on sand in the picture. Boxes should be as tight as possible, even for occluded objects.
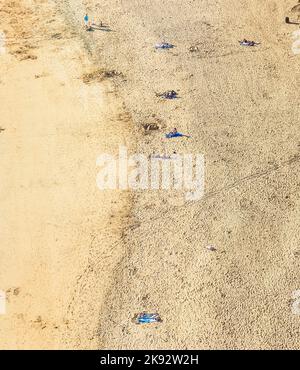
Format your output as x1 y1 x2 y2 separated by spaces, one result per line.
87 24 112 32
285 16 300 25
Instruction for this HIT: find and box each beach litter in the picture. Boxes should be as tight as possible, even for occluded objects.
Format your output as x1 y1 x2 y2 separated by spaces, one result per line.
135 312 162 324
155 42 174 49
206 245 217 251
189 45 199 52
142 122 160 131
51 33 62 39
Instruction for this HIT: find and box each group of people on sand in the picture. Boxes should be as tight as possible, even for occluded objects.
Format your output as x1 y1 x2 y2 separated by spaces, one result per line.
84 14 103 30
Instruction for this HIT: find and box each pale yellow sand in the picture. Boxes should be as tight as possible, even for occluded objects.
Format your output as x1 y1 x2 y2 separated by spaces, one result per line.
0 0 133 349
1 0 300 349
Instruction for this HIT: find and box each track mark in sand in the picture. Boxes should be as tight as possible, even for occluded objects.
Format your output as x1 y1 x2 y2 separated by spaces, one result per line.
66 235 123 316
193 46 270 61
66 235 97 315
198 153 300 202
137 153 300 226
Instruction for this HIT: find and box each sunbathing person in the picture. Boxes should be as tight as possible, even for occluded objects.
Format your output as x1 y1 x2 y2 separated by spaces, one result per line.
161 90 177 99
155 42 174 49
166 128 191 138
239 39 259 46
166 90 177 99
156 90 178 99
136 312 161 324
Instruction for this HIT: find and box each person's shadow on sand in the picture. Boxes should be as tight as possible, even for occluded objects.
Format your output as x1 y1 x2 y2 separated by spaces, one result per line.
87 23 112 32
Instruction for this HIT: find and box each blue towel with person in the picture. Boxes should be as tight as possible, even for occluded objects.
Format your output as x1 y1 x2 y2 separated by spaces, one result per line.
137 313 161 324
165 128 190 138
166 132 184 138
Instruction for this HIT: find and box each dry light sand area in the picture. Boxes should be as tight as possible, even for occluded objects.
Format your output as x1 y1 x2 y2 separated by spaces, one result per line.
0 0 300 349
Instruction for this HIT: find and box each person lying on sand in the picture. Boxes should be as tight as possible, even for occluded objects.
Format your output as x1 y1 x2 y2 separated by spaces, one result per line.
155 42 174 49
165 128 191 138
239 39 260 46
166 90 177 99
136 312 162 324
156 90 178 99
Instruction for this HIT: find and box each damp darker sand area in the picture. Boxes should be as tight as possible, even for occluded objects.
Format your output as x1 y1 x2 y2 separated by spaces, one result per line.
1 0 300 349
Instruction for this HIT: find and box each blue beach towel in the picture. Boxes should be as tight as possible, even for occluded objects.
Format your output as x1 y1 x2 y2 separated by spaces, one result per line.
155 42 174 49
166 132 184 138
137 313 161 324
165 132 190 138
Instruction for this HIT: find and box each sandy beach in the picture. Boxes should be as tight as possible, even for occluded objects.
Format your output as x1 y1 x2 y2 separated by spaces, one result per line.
0 0 134 349
1 0 300 349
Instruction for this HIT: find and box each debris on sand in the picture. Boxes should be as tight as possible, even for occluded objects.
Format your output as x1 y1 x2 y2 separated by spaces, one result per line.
142 115 164 134
19 54 37 61
206 245 217 251
0 127 5 133
142 122 160 131
34 72 48 79
51 33 62 39
189 45 199 52
82 69 123 84
10 45 37 61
